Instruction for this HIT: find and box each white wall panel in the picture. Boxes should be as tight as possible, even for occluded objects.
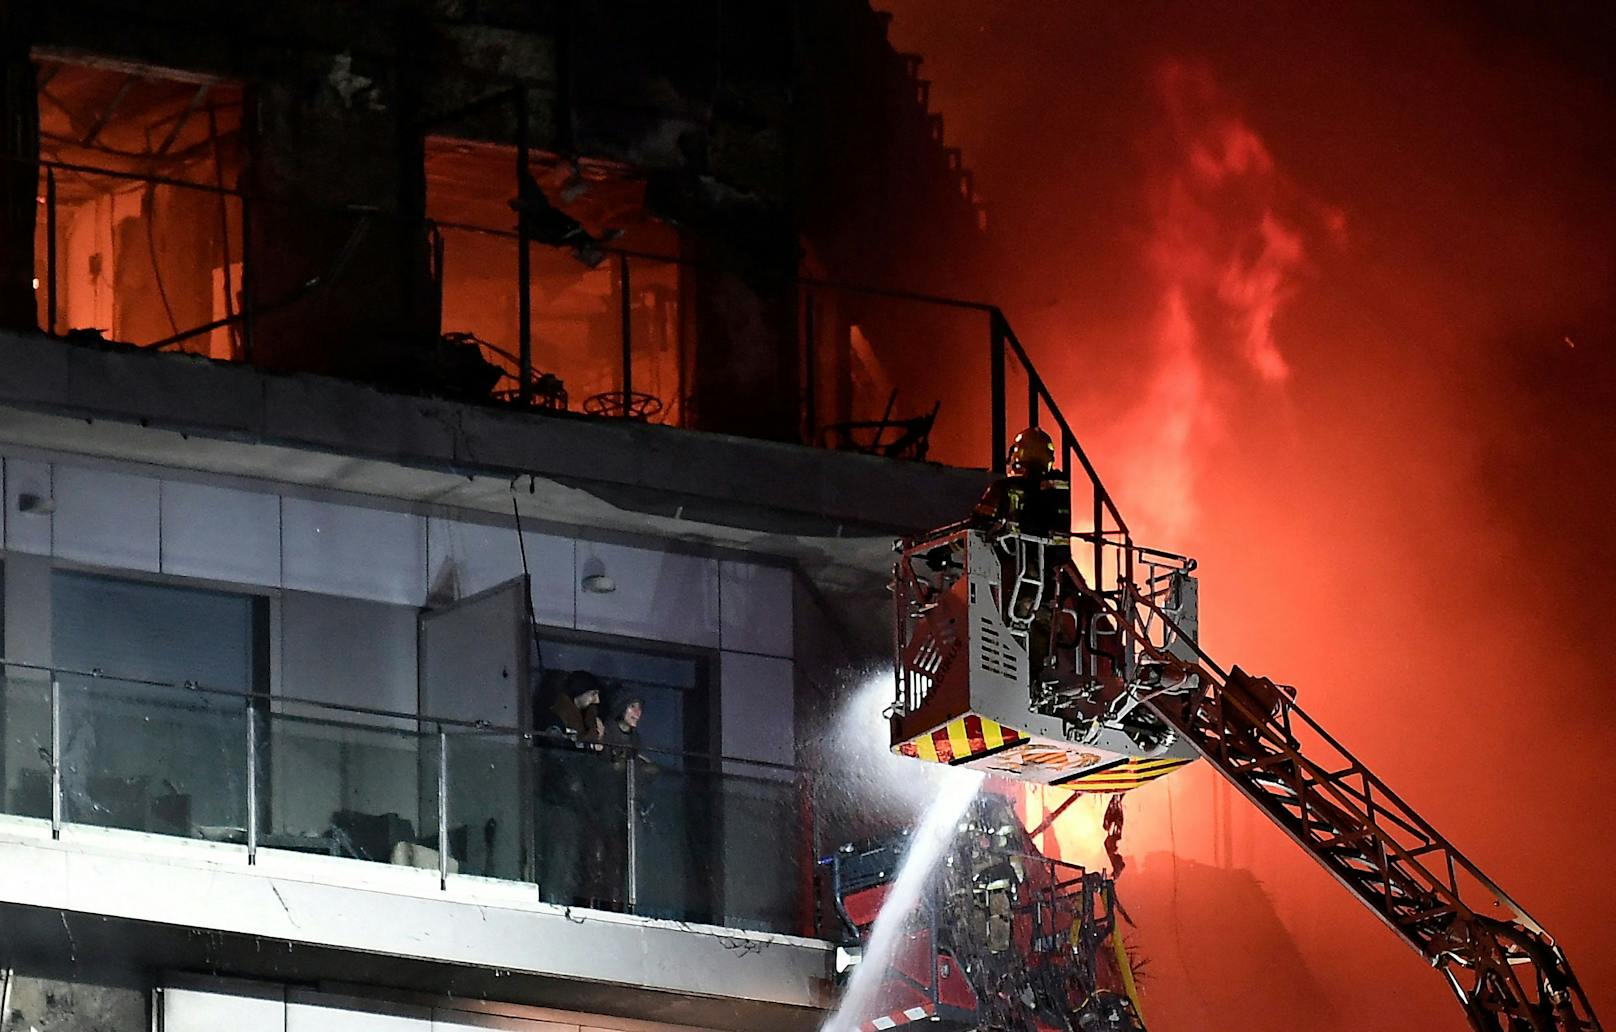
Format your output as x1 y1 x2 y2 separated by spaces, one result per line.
426 517 575 627
574 542 719 648
719 651 794 766
0 838 833 1014
163 983 287 1032
2 458 50 555
283 497 426 604
718 654 797 933
719 561 793 658
281 591 418 718
161 479 281 587
161 983 716 1032
52 463 160 571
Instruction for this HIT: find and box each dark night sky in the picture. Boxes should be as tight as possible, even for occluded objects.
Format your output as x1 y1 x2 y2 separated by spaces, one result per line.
880 3 1616 1028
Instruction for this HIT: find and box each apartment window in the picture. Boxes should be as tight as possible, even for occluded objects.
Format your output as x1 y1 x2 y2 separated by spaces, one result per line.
34 59 246 356
50 569 268 838
424 139 686 422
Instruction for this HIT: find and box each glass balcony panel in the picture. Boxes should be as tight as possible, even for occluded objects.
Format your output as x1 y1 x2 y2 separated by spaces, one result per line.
808 293 990 468
1 673 54 821
630 753 718 925
442 730 529 883
526 737 630 909
264 703 438 867
632 755 806 934
709 766 806 934
57 673 247 840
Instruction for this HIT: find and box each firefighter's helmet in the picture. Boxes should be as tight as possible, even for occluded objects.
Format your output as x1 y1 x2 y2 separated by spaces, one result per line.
1008 427 1056 477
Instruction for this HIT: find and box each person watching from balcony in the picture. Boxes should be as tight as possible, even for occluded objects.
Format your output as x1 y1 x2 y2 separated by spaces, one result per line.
536 670 605 906
540 669 605 747
586 689 656 912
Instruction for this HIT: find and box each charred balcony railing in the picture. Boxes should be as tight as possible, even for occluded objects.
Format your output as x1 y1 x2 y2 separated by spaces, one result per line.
2 153 1090 483
0 658 814 937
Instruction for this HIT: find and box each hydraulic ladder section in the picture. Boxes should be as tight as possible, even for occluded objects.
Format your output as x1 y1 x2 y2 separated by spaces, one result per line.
1107 583 1602 1032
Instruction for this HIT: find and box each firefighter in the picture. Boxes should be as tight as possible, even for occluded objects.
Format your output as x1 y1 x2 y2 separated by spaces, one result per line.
971 426 1071 544
972 428 1076 689
972 427 1071 622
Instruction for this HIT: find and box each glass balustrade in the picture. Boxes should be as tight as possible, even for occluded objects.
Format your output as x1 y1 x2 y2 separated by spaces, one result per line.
1 672 53 821
443 729 528 883
57 672 247 839
263 701 438 867
0 663 816 937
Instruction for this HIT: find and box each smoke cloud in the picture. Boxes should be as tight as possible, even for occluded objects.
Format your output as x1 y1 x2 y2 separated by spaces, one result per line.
880 3 1616 1027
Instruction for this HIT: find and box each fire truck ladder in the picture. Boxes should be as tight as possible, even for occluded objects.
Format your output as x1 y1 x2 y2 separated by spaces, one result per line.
1106 583 1602 1032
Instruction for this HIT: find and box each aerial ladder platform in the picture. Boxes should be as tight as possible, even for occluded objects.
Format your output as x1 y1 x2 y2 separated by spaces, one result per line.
888 433 1602 1032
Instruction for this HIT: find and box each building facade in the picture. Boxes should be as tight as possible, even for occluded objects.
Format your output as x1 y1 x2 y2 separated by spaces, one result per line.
0 3 1027 1030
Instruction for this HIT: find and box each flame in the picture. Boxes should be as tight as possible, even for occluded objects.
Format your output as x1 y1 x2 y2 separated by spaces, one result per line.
1015 782 1111 872
1107 59 1333 540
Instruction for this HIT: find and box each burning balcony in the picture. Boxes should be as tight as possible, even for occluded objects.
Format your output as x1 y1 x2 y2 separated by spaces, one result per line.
1 55 1044 476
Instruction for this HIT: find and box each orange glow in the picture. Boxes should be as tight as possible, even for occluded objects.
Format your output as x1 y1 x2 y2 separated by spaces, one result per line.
883 5 1616 1027
33 60 245 356
1012 781 1111 873
424 138 689 418
1107 59 1329 541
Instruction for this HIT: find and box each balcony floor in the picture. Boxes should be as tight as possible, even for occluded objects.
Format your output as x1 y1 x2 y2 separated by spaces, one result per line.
0 815 834 1032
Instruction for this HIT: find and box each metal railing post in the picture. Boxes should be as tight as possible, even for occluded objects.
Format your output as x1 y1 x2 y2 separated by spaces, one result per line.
515 88 533 406
525 737 539 896
1094 493 1105 593
989 310 1007 471
239 194 254 364
624 755 638 911
1028 374 1040 429
45 168 57 335
245 698 258 864
618 251 632 412
49 677 61 840
803 289 817 444
438 728 450 890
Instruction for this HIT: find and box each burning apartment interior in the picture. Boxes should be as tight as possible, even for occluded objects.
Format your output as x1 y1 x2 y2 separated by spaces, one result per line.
0 2 1611 1032
5 6 991 456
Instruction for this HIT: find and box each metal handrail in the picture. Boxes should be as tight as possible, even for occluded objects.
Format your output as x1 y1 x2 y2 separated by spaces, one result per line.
0 656 798 773
7 150 1115 509
0 151 244 197
4 654 816 930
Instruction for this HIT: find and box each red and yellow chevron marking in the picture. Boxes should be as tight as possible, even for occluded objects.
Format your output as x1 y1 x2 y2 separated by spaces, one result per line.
1056 755 1193 793
895 713 1025 765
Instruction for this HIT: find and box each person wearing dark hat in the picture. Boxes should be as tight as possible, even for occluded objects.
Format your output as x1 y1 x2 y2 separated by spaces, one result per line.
602 690 644 753
536 669 605 905
540 669 605 746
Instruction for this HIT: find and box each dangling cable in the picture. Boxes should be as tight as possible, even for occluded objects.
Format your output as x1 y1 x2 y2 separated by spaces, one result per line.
511 495 544 685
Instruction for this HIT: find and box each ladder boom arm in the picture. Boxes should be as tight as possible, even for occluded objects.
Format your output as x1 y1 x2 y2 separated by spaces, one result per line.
1117 588 1601 1032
